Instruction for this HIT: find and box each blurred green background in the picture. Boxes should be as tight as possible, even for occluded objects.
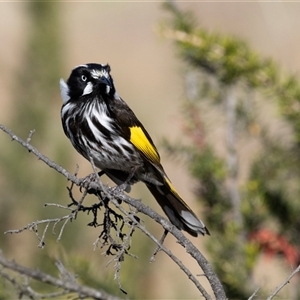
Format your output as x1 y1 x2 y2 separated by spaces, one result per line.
1 2 300 299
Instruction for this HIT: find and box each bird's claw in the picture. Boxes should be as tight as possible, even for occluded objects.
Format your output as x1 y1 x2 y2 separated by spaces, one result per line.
80 173 99 193
108 183 128 195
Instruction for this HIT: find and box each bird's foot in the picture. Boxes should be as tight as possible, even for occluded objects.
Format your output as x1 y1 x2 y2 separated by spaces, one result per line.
108 182 128 195
80 172 102 193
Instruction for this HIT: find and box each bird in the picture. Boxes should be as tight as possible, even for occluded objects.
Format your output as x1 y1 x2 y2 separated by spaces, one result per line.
60 63 209 237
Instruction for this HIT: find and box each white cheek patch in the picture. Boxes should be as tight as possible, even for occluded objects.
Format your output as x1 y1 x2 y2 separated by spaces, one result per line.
60 78 70 104
82 82 93 96
106 85 110 94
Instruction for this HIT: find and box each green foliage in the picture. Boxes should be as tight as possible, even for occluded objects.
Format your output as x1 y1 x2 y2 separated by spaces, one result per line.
0 279 11 300
162 3 275 86
249 139 300 241
162 2 300 298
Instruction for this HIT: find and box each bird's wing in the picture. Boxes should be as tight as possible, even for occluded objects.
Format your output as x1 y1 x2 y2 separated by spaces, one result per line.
128 125 160 165
108 97 162 167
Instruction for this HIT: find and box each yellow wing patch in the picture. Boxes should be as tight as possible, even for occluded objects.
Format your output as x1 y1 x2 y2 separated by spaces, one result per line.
129 126 160 164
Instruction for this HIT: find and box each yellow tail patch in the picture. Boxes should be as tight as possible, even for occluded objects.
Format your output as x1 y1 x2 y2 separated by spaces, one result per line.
129 126 160 164
165 177 181 199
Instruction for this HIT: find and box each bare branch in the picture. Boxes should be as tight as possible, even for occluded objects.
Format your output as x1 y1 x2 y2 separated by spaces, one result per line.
0 123 226 299
105 188 225 299
0 251 123 300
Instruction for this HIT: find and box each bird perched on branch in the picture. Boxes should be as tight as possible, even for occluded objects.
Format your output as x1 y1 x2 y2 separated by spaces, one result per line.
60 63 209 237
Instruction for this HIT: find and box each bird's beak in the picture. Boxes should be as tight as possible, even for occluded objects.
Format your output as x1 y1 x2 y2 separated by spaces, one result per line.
97 76 112 95
97 76 111 86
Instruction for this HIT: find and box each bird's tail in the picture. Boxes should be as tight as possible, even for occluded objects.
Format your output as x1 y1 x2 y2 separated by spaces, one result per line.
146 178 209 237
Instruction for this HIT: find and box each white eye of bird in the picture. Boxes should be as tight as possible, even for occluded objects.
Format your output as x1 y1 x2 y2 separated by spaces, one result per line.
81 75 87 82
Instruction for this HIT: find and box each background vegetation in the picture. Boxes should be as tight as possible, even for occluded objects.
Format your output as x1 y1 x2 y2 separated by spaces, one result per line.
161 3 300 298
1 2 300 299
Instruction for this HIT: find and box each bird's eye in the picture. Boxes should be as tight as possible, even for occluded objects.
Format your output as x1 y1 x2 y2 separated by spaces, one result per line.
81 75 87 82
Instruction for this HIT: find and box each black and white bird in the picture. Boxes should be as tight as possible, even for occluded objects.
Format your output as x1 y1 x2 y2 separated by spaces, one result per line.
60 63 209 237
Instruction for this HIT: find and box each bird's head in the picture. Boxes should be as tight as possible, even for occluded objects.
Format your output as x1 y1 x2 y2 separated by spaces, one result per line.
60 63 116 104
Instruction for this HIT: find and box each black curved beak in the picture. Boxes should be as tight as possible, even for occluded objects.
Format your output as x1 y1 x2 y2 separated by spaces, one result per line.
96 76 112 94
98 76 111 86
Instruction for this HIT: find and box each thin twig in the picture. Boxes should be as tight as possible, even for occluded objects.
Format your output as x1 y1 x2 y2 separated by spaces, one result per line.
248 287 260 300
266 265 300 300
150 229 168 263
4 209 77 247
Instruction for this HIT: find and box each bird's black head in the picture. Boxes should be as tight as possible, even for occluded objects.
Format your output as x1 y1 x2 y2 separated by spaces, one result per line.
60 63 116 104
